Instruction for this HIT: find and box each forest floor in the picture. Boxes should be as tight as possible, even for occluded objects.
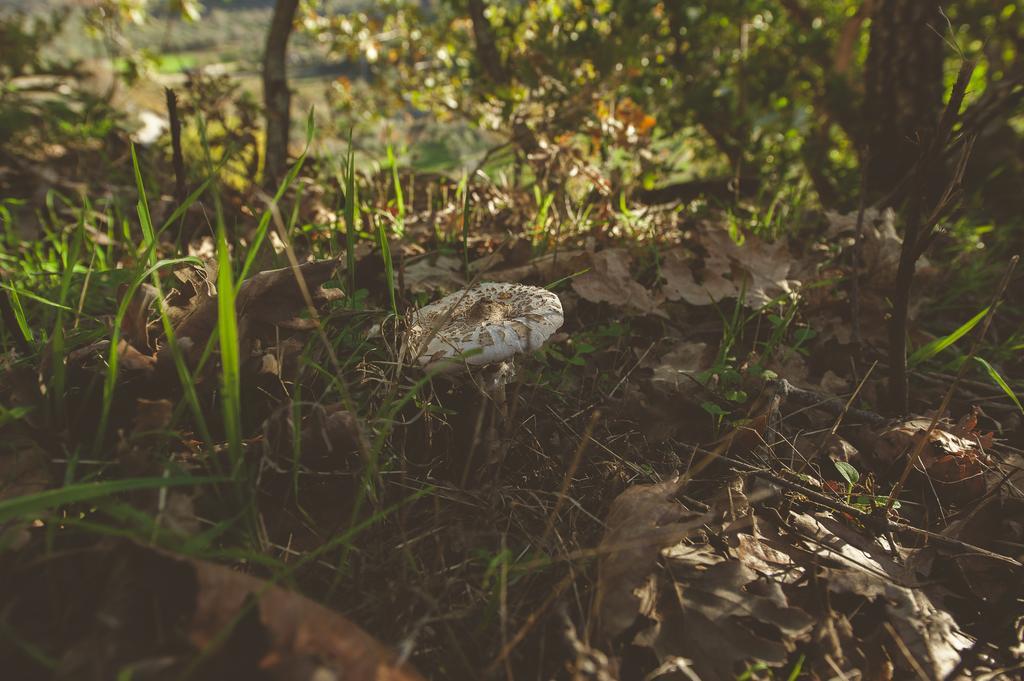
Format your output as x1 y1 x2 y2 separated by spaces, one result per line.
2 74 1024 681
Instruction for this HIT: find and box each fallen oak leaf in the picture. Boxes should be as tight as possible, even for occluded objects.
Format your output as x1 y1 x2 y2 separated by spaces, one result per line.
787 512 972 680
654 550 814 680
0 540 426 680
872 418 989 504
572 248 664 317
403 253 466 294
595 478 707 641
169 258 340 367
661 225 799 309
187 552 425 680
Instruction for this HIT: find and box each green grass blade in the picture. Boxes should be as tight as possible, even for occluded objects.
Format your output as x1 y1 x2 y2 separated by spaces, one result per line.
0 286 73 313
216 222 243 474
0 476 225 525
387 143 405 237
130 144 156 256
975 356 1024 414
377 218 397 316
240 138 312 282
7 287 34 343
343 129 359 302
910 306 990 368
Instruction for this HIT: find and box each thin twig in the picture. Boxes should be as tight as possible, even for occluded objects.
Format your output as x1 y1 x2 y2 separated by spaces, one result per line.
165 87 187 208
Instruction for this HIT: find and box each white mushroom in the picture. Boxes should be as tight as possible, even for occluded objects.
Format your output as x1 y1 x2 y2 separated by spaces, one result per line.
405 282 564 481
408 282 563 372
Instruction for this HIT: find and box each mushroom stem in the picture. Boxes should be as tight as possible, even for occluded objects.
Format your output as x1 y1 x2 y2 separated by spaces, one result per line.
482 360 515 476
459 361 515 485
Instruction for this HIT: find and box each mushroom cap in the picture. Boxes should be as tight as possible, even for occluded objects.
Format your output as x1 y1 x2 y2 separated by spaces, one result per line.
408 282 564 370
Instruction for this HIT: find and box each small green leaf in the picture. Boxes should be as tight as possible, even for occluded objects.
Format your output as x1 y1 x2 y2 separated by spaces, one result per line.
724 389 748 403
700 401 728 417
833 460 860 486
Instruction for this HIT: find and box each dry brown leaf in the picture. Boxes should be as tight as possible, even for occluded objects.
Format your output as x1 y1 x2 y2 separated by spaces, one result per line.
661 226 798 308
595 478 706 641
119 282 160 352
650 341 713 393
485 249 589 284
652 551 814 680
170 258 340 367
187 553 424 680
789 512 972 680
874 419 989 504
132 398 173 433
572 248 663 316
403 253 465 294
660 246 735 306
0 541 425 680
117 339 157 374
0 443 50 549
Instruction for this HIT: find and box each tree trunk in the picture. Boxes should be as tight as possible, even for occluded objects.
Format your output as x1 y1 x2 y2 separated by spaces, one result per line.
863 0 944 200
262 0 300 188
467 0 506 84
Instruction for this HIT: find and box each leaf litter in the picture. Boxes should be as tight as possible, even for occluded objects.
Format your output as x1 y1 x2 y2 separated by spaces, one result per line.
1 157 1023 681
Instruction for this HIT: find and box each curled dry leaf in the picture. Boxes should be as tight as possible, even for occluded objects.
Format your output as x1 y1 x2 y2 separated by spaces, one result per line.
572 248 664 316
597 477 813 680
403 253 465 294
119 282 160 352
788 512 973 680
654 549 814 680
170 258 340 367
595 477 706 641
0 541 425 681
661 226 799 309
873 418 990 504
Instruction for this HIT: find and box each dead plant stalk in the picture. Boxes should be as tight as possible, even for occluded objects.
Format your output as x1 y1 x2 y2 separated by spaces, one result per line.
888 60 976 415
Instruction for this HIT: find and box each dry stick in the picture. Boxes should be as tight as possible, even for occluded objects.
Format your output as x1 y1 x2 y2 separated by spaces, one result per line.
827 360 877 439
165 88 187 208
770 377 889 430
885 255 1019 511
849 147 869 356
888 60 976 415
539 409 601 547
